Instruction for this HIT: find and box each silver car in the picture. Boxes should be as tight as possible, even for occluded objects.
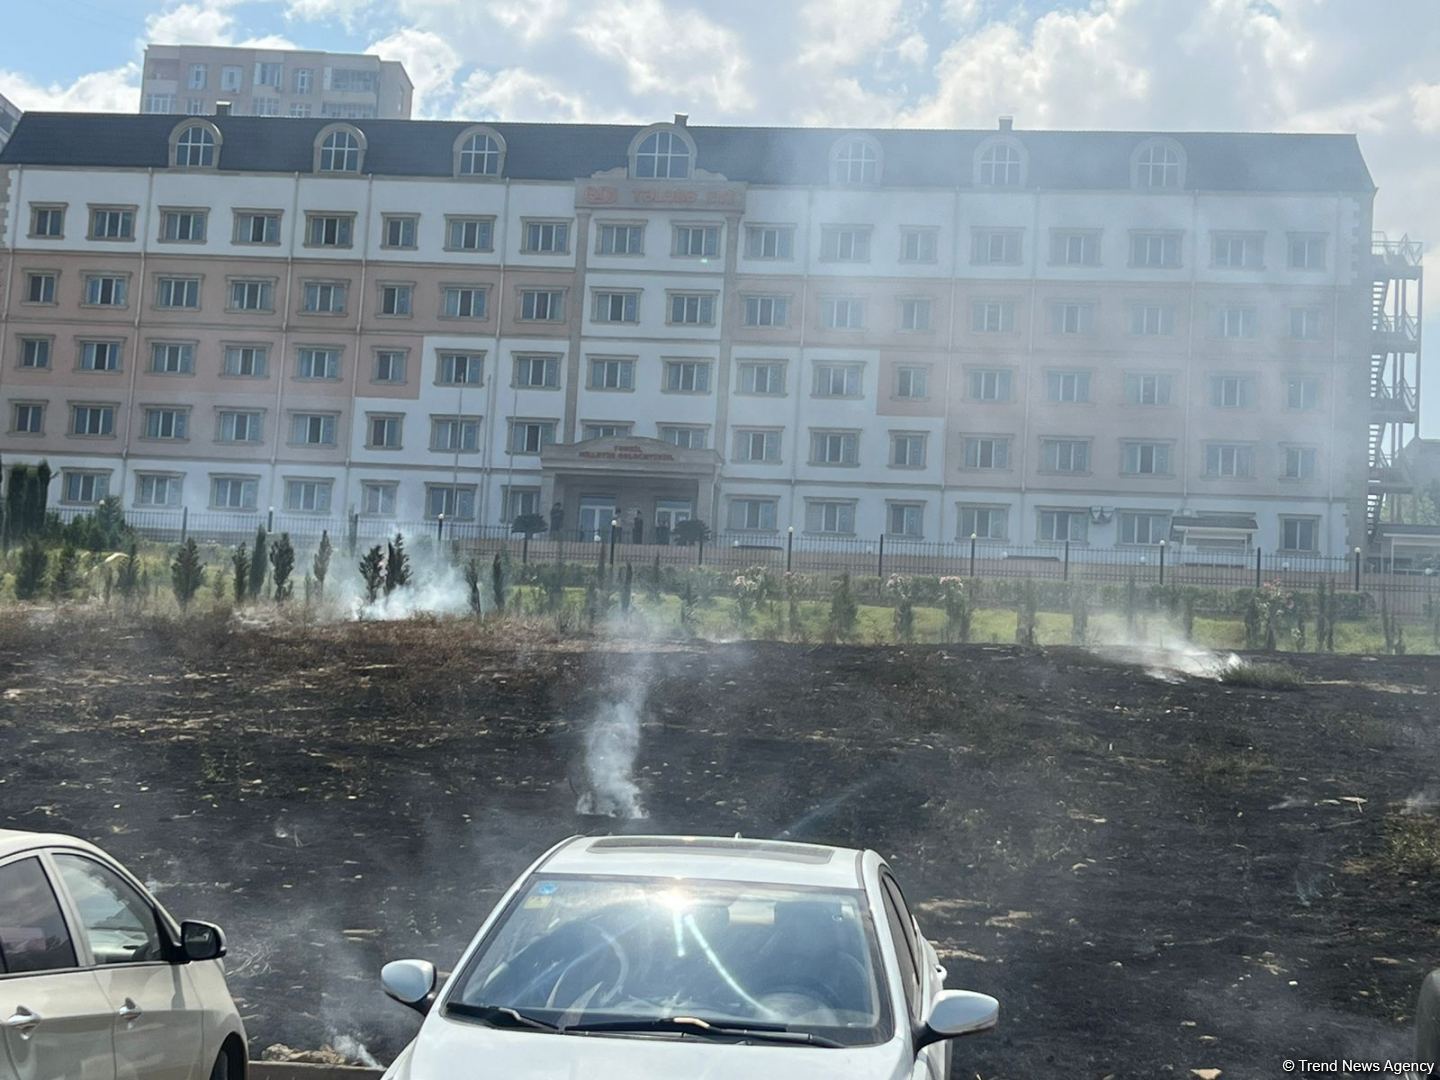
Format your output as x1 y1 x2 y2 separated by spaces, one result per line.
0 829 246 1080
379 835 998 1079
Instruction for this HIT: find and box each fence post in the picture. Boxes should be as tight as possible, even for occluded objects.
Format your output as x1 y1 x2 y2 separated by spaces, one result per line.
522 533 529 565
697 536 705 567
1353 546 1362 591
267 505 274 532
786 526 794 573
877 533 885 578
969 533 977 577
1063 540 1070 582
180 506 189 546
1158 539 1166 586
1255 547 1262 589
348 510 358 555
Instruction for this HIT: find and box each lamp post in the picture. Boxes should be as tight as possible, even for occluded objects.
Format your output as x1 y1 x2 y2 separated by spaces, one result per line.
1158 538 1166 586
969 532 977 577
266 505 274 532
1353 546 1362 591
786 525 794 573
609 517 619 572
436 512 445 543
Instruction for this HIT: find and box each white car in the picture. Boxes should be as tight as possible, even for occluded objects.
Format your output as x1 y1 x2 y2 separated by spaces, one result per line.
379 835 997 1079
0 829 246 1080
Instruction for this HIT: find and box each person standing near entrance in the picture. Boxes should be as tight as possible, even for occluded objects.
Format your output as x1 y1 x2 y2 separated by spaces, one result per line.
632 511 644 545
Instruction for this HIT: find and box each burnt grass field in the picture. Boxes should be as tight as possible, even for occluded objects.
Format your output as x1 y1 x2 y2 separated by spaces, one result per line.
2 612 1439 1079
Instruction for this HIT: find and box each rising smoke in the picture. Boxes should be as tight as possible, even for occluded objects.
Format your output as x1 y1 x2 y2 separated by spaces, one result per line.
574 671 651 820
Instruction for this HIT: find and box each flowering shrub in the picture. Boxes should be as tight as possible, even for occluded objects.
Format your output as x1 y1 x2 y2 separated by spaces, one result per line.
886 575 916 642
731 565 776 625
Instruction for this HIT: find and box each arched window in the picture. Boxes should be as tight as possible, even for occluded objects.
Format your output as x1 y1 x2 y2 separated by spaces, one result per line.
455 127 505 178
632 128 692 179
830 137 881 185
975 140 1024 187
1133 140 1184 189
171 123 219 168
316 126 363 173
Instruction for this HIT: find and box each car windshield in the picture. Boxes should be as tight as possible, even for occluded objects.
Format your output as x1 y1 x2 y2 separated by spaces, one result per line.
447 875 889 1046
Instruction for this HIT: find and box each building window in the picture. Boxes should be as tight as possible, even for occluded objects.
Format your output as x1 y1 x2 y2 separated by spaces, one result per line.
1051 230 1100 266
1286 376 1320 410
381 215 418 249
79 341 123 372
1212 232 1264 269
899 228 938 264
899 298 932 332
959 505 1007 540
317 128 362 173
70 404 116 437
810 430 860 466
742 295 789 327
234 211 280 245
1129 303 1174 335
520 289 564 321
306 214 354 248
1122 441 1172 475
1130 232 1182 268
19 338 52 369
1046 370 1091 403
331 68 378 93
223 346 268 378
820 226 872 263
972 228 1022 265
143 94 174 114
1041 438 1090 473
89 207 135 241
373 350 407 384
734 429 781 463
508 420 557 454
588 357 635 390
659 425 707 449
673 224 720 257
1282 446 1317 481
172 124 218 168
738 361 786 396
971 300 1016 333
296 347 341 381
1134 141 1183 188
1210 374 1252 408
592 290 640 324
62 470 111 504
523 220 570 254
135 473 182 508
437 352 484 386
84 275 128 307
212 475 259 510
378 283 412 317
597 223 644 255
149 342 195 374
290 412 337 446
442 286 488 320
1124 373 1173 406
821 297 865 330
446 216 494 252
895 365 929 400
728 498 778 531
30 205 65 239
188 99 208 115
963 437 1010 470
813 363 862 398
583 422 632 440
294 67 313 94
1215 305 1257 339
744 225 794 260
302 280 348 315
430 415 481 453
143 407 189 440
668 293 716 326
220 66 242 91
289 104 312 117
831 137 880 184
1038 509 1088 543
514 354 560 389
1288 233 1327 271
253 61 282 88
806 500 857 534
1049 301 1094 335
1119 512 1170 545
968 368 1011 402
502 487 542 522
366 414 403 449
1203 443 1254 478
977 141 1023 186
457 131 503 176
633 129 691 179
156 276 200 309
188 64 207 89
662 359 711 393
887 503 924 539
24 272 57 305
1280 516 1319 552
890 432 927 468
361 482 397 517
217 410 263 442
12 403 44 435
1289 307 1323 340
283 479 332 513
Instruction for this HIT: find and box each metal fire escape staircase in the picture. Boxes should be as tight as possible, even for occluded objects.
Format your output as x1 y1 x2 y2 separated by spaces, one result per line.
1367 233 1423 536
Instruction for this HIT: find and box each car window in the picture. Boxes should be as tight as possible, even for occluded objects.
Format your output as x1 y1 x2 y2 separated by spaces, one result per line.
52 854 165 965
880 884 921 1020
0 856 78 974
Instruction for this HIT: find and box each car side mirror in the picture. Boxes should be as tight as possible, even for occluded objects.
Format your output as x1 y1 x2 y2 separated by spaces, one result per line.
180 920 226 962
915 989 999 1051
382 959 438 1015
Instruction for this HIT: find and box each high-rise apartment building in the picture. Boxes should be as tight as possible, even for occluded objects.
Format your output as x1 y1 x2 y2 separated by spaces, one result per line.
0 112 1424 558
140 45 411 119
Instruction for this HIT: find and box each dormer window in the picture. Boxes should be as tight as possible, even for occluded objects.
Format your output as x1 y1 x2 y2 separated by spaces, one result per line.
1134 139 1184 189
316 126 363 173
830 137 880 185
455 127 504 177
975 140 1025 187
171 122 219 168
632 128 692 179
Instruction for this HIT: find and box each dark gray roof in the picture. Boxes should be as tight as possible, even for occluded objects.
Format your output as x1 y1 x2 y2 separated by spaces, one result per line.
1172 514 1260 531
0 112 1375 193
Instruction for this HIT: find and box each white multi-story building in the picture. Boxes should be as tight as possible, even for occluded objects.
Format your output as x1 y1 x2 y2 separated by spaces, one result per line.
0 93 19 153
0 112 1422 556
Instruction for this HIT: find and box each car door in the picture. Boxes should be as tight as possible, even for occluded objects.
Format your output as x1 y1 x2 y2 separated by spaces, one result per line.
880 873 947 1080
50 852 205 1080
0 853 115 1080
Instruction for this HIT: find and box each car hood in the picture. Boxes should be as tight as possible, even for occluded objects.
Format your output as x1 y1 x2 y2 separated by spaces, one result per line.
384 1018 911 1080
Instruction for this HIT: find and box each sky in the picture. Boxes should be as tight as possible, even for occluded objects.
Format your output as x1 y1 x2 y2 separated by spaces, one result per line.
1 0 1436 434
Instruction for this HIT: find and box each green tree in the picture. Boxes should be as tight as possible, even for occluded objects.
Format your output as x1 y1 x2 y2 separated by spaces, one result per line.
827 573 858 642
464 557 483 616
14 537 48 600
170 538 206 610
248 526 268 600
312 530 333 598
270 533 296 602
384 533 412 596
673 519 711 547
491 552 506 612
359 545 385 604
511 512 547 537
230 544 250 604
620 562 633 615
50 543 80 600
115 540 141 602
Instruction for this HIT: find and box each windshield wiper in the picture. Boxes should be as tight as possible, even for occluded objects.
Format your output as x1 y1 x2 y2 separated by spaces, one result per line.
561 1015 844 1048
445 1002 561 1031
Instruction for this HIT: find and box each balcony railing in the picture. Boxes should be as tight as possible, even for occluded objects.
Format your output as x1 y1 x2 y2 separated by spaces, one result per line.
1373 312 1420 341
1370 381 1418 414
1373 232 1424 267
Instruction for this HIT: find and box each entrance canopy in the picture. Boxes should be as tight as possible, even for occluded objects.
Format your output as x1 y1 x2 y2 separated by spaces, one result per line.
539 436 721 541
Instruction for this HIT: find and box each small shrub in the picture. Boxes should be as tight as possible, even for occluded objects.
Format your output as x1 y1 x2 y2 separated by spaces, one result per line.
248 526 268 600
359 545 385 604
673 519 711 547
170 538 206 610
384 533 412 596
827 573 858 642
270 533 295 602
230 544 250 604
49 542 80 600
491 552 506 612
886 575 916 643
312 531 333 598
115 540 140 603
940 577 972 644
14 537 48 600
1219 660 1304 690
620 562 633 615
464 557 483 616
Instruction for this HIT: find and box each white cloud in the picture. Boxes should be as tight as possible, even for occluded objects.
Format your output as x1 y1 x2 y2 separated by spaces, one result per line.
0 65 142 113
457 68 636 124
366 27 460 116
1410 82 1440 134
481 0 571 45
146 0 295 48
284 0 376 30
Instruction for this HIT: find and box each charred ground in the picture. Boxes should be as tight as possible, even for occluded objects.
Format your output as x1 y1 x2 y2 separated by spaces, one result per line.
2 613 1438 1079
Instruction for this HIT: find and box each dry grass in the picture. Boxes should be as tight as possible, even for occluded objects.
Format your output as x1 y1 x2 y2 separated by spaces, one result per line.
1218 659 1305 690
1377 811 1440 876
